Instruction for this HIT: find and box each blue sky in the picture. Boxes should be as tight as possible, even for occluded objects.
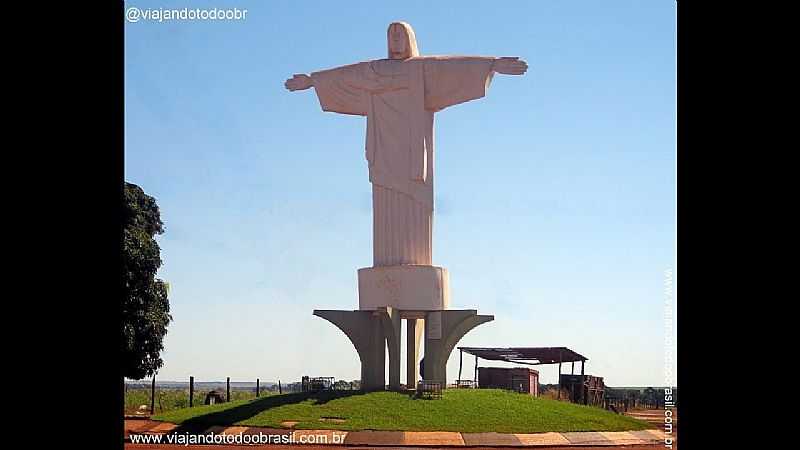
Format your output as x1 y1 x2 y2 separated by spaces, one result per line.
125 0 676 387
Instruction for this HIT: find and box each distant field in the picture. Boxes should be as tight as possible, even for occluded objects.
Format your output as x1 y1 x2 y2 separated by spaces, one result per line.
125 388 275 415
152 389 653 433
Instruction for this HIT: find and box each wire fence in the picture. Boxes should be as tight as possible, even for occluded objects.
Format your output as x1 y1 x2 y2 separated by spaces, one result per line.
124 376 362 416
124 376 288 416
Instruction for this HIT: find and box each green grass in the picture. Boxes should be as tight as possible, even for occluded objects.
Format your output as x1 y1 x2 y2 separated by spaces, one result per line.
152 389 653 433
125 388 272 414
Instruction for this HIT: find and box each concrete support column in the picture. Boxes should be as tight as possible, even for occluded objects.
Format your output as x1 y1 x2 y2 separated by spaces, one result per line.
406 318 424 388
378 307 402 391
423 310 494 386
313 310 386 391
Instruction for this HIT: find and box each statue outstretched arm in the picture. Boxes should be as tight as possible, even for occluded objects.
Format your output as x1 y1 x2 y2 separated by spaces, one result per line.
285 63 371 116
285 74 313 91
422 56 527 111
491 57 528 75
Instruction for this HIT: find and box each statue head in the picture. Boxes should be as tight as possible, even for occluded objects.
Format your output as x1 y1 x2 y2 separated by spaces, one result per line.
387 22 419 60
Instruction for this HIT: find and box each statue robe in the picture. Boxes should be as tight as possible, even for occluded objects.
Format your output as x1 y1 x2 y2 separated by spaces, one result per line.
310 56 495 266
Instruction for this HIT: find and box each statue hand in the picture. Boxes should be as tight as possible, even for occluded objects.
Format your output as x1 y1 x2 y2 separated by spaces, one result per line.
492 57 528 75
285 74 313 91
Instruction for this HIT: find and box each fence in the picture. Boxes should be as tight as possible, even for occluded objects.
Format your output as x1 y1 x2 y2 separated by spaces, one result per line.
125 375 363 416
603 392 672 413
124 376 289 416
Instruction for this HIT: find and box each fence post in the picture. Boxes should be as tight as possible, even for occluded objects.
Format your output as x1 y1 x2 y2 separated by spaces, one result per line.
150 376 156 415
189 376 194 407
227 377 231 402
557 349 563 400
256 378 260 398
279 380 282 395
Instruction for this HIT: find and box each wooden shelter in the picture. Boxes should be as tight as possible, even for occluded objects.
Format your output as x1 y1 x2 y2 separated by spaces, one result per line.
478 367 540 395
458 347 591 401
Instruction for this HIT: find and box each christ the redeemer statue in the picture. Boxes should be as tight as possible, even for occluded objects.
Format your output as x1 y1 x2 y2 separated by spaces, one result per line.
286 21 527 269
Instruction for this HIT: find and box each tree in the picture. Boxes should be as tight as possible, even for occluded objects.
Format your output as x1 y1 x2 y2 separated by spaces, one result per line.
122 182 172 379
333 380 350 391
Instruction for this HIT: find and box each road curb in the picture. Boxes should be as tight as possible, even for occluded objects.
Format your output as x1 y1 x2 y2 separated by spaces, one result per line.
125 420 672 447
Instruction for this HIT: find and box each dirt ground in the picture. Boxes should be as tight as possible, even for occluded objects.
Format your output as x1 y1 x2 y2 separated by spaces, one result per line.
626 407 678 431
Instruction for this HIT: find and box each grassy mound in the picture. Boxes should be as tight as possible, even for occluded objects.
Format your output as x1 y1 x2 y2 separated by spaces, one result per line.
153 389 652 433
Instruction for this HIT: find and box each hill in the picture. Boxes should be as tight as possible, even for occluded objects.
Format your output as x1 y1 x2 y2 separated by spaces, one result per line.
153 389 652 433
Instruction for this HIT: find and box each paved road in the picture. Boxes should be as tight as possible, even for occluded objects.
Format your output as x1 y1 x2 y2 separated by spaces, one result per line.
124 408 677 449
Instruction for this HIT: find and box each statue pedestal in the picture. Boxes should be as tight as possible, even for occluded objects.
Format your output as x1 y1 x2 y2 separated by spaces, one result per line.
319 261 491 391
314 308 493 391
358 265 450 311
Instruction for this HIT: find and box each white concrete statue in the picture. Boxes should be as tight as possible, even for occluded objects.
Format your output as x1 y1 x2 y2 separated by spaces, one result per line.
286 22 527 269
